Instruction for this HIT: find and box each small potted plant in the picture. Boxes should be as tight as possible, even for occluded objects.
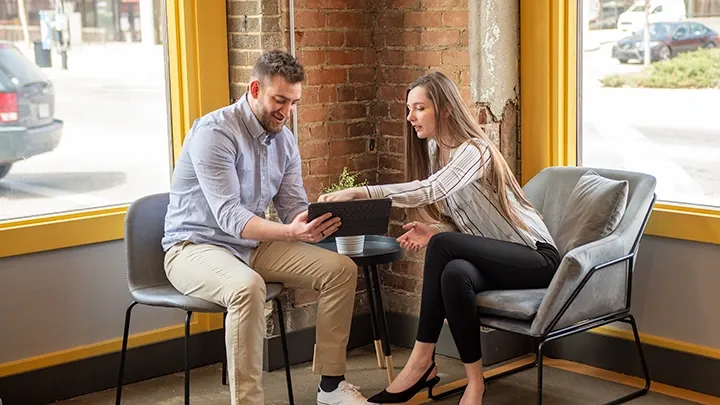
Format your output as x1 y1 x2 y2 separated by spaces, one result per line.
322 167 368 255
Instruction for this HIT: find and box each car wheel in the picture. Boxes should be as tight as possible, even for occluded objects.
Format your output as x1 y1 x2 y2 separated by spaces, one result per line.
618 58 629 64
0 164 11 180
658 46 671 61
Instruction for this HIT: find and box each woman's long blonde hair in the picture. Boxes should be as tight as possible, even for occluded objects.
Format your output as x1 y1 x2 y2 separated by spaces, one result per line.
405 71 537 232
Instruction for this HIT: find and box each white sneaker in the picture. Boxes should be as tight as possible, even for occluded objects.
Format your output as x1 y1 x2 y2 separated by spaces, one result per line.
317 381 369 405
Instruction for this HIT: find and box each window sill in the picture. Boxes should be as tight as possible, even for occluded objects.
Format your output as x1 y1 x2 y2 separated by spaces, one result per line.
645 203 720 245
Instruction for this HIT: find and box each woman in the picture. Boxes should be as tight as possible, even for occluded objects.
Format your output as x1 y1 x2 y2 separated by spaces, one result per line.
318 72 560 404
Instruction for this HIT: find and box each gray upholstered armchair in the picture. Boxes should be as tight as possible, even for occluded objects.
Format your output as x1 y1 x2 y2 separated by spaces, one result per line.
429 166 657 405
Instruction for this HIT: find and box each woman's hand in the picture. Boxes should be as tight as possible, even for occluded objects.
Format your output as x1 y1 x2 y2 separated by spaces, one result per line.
318 187 369 202
396 222 437 253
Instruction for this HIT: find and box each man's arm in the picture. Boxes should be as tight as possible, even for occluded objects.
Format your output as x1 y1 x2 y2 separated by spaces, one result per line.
188 126 291 241
272 142 309 224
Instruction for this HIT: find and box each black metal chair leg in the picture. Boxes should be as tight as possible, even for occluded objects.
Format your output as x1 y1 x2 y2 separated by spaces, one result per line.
222 312 228 386
362 265 383 368
115 301 138 405
185 311 192 405
537 341 545 405
276 299 294 405
605 315 651 405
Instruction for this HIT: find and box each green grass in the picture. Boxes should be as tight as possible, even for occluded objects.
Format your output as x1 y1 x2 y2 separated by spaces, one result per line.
601 48 720 89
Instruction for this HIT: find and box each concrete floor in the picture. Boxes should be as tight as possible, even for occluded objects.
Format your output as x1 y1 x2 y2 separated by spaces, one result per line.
57 345 696 405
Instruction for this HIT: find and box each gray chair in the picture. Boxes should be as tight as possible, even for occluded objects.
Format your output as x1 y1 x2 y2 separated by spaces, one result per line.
429 166 657 405
115 192 293 405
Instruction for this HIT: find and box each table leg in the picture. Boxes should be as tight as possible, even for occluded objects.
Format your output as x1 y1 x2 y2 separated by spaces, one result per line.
362 265 384 368
370 264 395 383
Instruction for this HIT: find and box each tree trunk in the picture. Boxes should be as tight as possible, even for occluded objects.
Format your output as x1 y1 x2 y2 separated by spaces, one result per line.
643 0 651 66
17 0 30 49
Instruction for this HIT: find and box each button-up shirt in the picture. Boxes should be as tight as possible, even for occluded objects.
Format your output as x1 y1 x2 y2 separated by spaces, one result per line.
162 93 308 264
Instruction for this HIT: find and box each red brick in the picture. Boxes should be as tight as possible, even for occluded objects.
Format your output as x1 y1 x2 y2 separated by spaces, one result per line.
349 67 375 82
364 49 378 64
326 122 350 138
390 261 425 278
349 121 374 137
304 176 330 195
407 50 442 66
442 11 468 27
379 172 406 184
371 101 389 118
377 14 405 29
309 158 330 175
382 31 422 47
327 0 366 9
326 50 365 65
299 142 329 159
355 85 376 101
301 87 320 104
319 87 338 102
392 0 421 8
327 12 369 29
306 123 328 140
379 120 404 136
306 68 347 85
328 31 345 46
423 0 459 7
380 153 405 172
389 101 406 118
349 153 378 172
295 11 326 28
420 30 460 46
442 50 470 65
338 87 356 102
330 138 367 155
345 31 372 47
295 31 328 47
296 50 325 66
378 50 405 65
405 12 442 28
299 105 330 122
385 136 405 153
380 67 423 84
330 103 366 120
477 106 489 124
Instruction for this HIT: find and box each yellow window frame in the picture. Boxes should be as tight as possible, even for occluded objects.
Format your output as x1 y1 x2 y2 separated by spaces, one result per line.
519 0 720 246
0 0 230 259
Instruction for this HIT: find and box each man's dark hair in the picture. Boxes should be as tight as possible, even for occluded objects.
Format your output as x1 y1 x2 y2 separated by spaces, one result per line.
251 50 305 84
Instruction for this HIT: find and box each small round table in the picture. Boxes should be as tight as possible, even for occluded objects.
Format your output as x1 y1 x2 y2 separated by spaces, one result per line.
314 235 404 383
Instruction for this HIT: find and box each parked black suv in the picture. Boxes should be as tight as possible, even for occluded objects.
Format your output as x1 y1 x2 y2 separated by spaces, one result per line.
0 41 63 179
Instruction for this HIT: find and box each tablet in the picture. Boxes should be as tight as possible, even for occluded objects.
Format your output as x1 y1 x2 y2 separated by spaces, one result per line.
308 198 393 237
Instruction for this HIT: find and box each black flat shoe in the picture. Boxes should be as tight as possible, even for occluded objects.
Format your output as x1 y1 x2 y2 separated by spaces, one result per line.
367 362 440 404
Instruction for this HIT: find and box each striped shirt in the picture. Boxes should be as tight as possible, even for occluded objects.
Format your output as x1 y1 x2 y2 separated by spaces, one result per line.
366 138 556 250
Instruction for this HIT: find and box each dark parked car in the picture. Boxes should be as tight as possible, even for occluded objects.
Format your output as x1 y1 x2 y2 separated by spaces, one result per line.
0 41 63 179
611 21 719 63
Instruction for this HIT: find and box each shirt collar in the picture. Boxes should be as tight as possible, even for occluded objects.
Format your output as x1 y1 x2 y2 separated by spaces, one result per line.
238 92 277 145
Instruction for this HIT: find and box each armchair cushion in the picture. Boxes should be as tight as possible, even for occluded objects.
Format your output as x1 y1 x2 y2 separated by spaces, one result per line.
555 170 629 257
476 289 546 320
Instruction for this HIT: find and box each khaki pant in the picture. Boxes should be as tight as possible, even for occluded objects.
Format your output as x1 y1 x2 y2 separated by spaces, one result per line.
164 240 358 405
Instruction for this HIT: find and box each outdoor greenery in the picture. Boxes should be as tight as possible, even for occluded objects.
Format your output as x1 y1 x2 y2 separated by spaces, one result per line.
322 167 368 193
601 48 720 89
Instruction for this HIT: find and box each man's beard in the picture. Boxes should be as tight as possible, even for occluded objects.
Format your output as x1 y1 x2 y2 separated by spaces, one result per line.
257 105 287 134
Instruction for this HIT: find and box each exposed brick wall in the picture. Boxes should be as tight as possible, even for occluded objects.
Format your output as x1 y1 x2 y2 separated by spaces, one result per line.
226 0 519 326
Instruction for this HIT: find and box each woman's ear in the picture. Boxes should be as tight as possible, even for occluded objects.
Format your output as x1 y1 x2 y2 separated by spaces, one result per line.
443 107 452 118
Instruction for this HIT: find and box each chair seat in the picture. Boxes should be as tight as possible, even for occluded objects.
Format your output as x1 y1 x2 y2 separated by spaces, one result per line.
130 282 286 312
476 289 547 321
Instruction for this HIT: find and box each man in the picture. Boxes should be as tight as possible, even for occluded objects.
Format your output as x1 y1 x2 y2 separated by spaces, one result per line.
162 50 368 405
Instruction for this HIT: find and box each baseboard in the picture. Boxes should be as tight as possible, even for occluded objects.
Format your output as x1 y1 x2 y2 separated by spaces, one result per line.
545 329 720 398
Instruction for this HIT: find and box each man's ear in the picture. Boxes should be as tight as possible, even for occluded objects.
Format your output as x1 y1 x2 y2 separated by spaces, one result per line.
249 79 261 99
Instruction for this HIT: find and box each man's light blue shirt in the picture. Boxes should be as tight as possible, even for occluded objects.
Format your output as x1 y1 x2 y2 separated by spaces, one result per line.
162 93 308 264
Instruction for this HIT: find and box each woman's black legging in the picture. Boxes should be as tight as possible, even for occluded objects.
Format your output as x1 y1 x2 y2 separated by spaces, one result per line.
416 232 561 364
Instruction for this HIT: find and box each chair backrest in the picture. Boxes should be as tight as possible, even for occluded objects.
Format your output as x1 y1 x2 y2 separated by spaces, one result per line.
124 192 171 293
522 166 657 255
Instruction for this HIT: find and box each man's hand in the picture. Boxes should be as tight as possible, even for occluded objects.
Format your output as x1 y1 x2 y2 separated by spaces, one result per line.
318 187 369 202
287 210 341 243
397 222 437 253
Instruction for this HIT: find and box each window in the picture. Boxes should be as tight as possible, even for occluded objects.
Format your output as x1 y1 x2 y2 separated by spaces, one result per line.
580 0 720 209
0 0 230 258
0 8 172 222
